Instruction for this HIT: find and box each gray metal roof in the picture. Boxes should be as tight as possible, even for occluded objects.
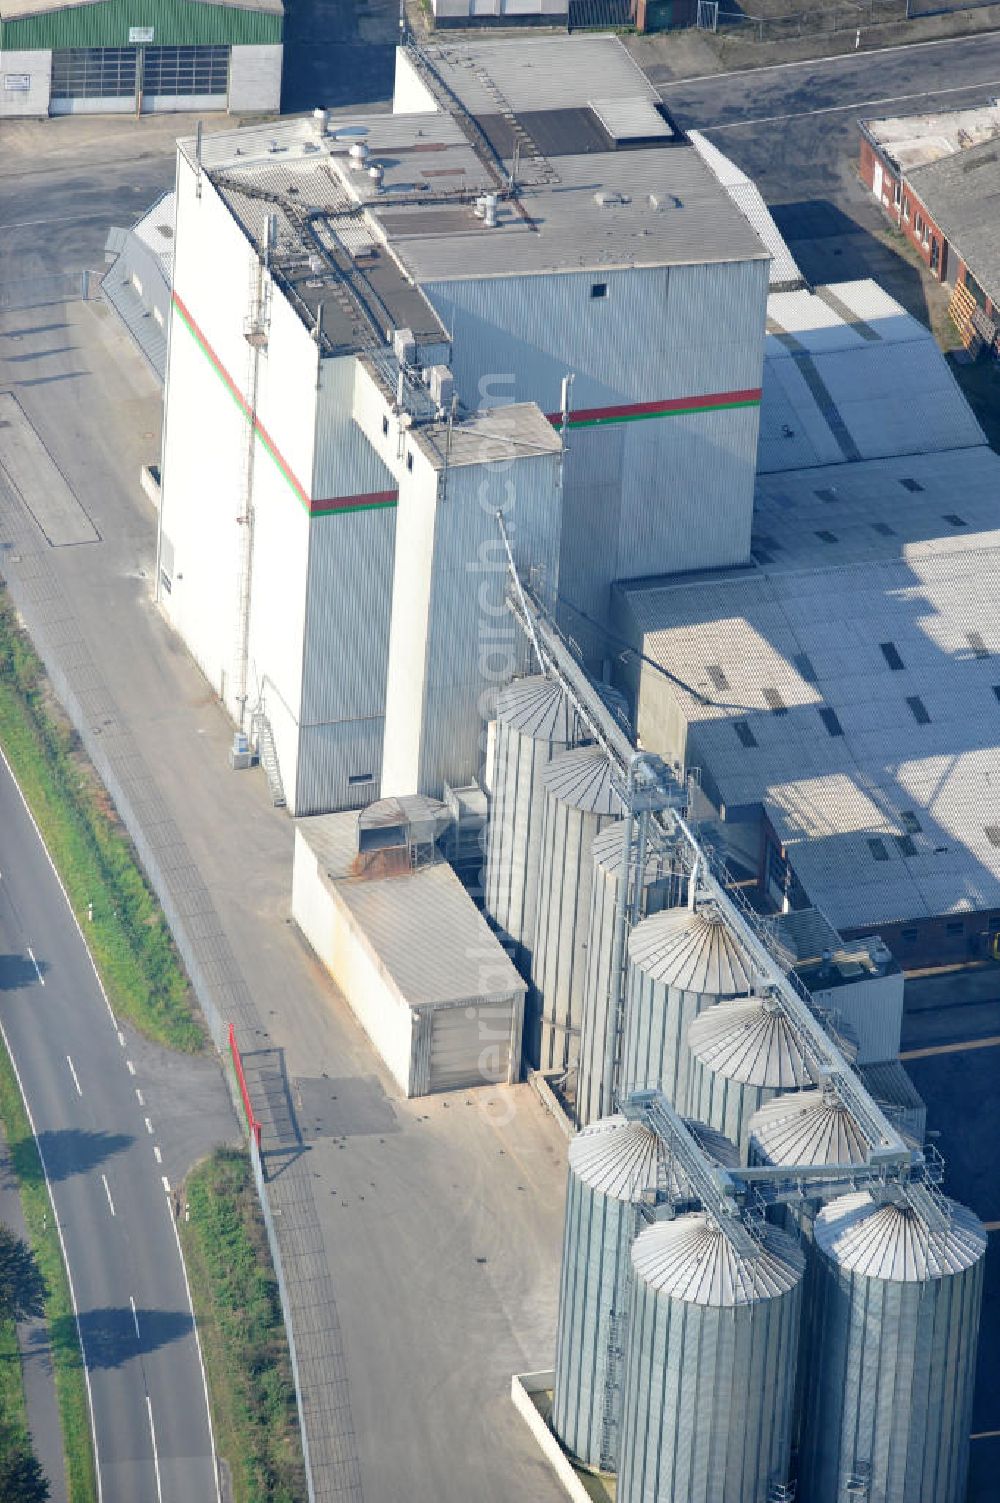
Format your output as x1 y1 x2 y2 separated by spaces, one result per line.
619 440 1000 931
409 401 561 471
627 904 755 996
815 1191 986 1281
592 819 672 883
297 813 524 1008
569 1113 737 1202
688 132 802 291
686 998 813 1090
542 745 624 816
495 675 576 742
906 137 1000 305
630 1213 804 1306
748 1087 870 1167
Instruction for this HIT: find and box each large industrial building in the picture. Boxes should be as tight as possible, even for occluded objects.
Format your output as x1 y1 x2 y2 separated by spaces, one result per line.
0 0 281 116
155 34 775 815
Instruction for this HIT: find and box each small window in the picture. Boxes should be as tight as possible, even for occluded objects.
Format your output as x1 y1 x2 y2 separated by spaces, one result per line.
903 199 910 222
872 521 896 537
915 213 923 236
985 826 1000 849
591 282 608 299
895 835 917 858
967 632 989 660
382 415 389 436
880 642 905 671
815 529 838 544
945 920 964 936
706 664 730 691
348 772 374 785
794 652 818 683
901 810 922 834
734 720 758 749
763 687 788 716
944 513 967 527
907 695 931 725
899 477 924 493
818 706 843 737
893 181 901 207
867 838 889 861
406 452 414 472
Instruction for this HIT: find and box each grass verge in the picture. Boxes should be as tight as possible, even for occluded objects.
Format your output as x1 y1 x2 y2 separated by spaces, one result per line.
0 1038 97 1503
0 590 203 1052
179 1149 307 1503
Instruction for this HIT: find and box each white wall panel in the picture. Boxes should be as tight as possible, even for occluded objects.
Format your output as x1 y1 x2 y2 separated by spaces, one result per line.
0 50 51 116
227 43 282 113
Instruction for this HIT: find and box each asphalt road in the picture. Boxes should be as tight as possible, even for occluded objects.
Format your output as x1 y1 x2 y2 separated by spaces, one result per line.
0 750 218 1502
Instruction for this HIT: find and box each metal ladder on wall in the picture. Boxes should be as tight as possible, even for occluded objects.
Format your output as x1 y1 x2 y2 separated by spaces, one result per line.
233 228 271 737
251 707 286 808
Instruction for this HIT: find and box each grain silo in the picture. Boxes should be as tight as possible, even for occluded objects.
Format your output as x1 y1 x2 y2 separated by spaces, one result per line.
575 822 680 1128
620 902 755 1121
747 1085 871 1174
798 1187 986 1503
617 1213 804 1503
552 1114 738 1474
484 676 577 972
686 994 813 1156
532 746 624 1073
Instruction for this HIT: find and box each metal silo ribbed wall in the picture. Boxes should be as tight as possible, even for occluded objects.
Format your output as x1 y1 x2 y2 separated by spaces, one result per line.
621 904 755 1119
552 1116 739 1474
575 823 679 1128
484 677 576 974
685 996 813 1158
797 1190 987 1503
532 747 624 1074
618 1214 804 1503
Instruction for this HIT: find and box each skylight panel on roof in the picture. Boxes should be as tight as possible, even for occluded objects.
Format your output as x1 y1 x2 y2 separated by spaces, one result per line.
588 97 674 144
734 720 758 749
880 642 905 671
818 707 844 737
967 632 990 660
906 695 931 725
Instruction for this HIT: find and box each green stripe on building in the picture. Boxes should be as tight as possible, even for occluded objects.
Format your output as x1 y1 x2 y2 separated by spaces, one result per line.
1 0 281 52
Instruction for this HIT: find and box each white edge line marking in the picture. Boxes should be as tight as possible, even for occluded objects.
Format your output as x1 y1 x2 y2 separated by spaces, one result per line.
26 946 44 986
146 1395 163 1503
129 1294 141 1340
117 1030 125 1048
135 1088 145 1107
144 1116 153 1134
153 1145 162 1164
656 27 1000 86
0 742 117 1030
704 76 1000 132
66 1055 83 1097
161 1175 171 1193
127 1060 136 1076
167 1199 222 1502
0 1015 103 1503
101 1173 115 1217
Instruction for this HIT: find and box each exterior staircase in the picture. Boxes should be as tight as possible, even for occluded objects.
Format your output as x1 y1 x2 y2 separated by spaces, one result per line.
253 711 286 808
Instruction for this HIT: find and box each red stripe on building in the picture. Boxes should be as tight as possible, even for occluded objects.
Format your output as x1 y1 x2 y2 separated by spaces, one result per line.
544 387 763 427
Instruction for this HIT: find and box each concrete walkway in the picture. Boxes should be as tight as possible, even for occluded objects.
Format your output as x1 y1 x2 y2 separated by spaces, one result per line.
0 1133 68 1503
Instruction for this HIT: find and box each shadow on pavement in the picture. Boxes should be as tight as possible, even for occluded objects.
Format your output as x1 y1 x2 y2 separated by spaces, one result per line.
0 954 48 990
29 1129 134 1184
51 1306 193 1369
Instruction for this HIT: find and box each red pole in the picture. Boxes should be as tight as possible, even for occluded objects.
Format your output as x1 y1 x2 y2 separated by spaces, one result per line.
229 1021 261 1148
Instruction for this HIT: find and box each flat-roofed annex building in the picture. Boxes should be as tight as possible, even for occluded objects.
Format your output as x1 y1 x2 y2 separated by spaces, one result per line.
0 0 282 117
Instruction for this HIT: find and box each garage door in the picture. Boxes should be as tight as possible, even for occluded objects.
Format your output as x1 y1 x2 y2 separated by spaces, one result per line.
50 45 229 114
429 1001 513 1094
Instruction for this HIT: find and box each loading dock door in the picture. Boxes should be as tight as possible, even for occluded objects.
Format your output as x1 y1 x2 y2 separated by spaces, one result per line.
428 1001 513 1093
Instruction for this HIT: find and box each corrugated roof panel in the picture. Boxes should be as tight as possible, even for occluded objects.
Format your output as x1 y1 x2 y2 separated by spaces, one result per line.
630 1213 804 1305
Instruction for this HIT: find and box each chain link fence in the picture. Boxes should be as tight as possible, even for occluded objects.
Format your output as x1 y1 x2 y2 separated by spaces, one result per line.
697 0 908 37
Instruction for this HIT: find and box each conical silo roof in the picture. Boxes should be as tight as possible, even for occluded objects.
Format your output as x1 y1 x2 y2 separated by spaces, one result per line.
592 821 672 883
815 1190 987 1282
570 1115 738 1203
631 1213 804 1306
358 794 451 839
495 675 576 742
687 996 813 1090
748 1087 870 1166
627 904 755 996
542 745 623 816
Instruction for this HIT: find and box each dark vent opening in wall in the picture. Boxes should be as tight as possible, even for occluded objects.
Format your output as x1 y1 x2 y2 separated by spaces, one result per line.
901 810 922 834
867 838 889 861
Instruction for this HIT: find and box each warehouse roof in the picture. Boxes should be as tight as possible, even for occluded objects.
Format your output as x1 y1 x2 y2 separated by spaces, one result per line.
1 0 280 16
759 279 984 473
906 137 1000 307
861 105 1000 175
687 130 803 291
618 442 1000 931
298 813 525 1009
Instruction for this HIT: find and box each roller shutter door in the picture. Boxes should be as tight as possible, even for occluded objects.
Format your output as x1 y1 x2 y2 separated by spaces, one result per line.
428 1001 512 1093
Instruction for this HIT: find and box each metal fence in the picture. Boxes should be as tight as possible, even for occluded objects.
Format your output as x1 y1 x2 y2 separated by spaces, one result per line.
0 269 98 311
697 0 909 35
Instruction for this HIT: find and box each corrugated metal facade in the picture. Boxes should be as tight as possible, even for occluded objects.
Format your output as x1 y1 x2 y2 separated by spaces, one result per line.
618 1215 803 1503
1 0 281 51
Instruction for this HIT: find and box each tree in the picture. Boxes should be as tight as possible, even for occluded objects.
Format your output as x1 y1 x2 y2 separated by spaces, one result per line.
0 1226 46 1324
0 1422 49 1503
